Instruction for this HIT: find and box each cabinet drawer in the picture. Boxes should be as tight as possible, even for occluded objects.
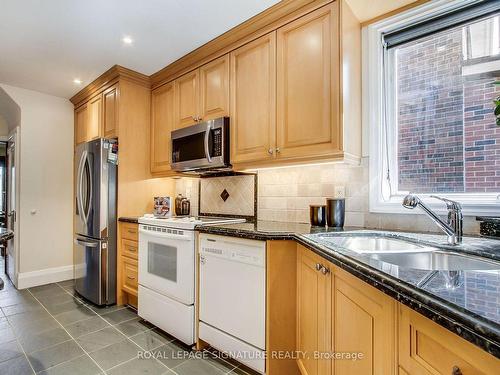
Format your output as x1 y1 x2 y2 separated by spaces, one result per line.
121 257 138 296
121 239 138 260
399 305 499 375
121 223 138 241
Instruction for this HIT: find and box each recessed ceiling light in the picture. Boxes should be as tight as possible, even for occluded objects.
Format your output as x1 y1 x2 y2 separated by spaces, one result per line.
73 78 82 84
122 36 133 45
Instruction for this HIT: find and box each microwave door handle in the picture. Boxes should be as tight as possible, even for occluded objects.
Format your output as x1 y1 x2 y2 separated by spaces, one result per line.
204 121 212 163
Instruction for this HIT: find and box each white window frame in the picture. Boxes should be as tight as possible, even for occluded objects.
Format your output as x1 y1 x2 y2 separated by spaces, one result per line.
365 0 500 217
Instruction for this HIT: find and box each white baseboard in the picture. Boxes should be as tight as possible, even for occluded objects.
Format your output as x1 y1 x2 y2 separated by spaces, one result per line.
17 265 73 289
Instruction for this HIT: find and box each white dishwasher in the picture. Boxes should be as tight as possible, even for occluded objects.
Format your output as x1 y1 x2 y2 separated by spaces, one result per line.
199 233 266 374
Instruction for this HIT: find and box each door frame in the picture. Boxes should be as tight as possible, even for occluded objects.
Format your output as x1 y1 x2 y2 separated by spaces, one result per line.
5 128 20 286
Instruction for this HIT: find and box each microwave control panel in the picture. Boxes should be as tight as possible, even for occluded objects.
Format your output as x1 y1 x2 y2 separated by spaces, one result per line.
213 128 222 157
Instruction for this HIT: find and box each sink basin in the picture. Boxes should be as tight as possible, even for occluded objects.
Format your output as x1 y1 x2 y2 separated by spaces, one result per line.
318 234 435 254
371 251 500 271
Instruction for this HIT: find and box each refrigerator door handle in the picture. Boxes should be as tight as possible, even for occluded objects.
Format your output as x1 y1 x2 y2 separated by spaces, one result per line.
74 238 99 248
76 150 86 224
83 152 93 225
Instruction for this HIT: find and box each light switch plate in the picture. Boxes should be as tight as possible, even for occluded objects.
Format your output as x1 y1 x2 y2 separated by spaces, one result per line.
334 186 346 199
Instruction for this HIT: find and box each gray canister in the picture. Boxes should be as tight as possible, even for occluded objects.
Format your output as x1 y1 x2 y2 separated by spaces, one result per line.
326 198 345 227
310 205 327 227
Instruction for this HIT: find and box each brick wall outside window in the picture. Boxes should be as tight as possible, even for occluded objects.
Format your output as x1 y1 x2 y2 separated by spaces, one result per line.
396 27 500 193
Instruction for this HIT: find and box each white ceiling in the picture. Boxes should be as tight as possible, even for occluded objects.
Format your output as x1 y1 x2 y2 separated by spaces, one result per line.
0 0 418 99
0 0 280 98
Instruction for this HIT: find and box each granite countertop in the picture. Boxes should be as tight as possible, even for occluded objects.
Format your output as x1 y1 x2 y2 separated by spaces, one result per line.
0 227 13 241
118 217 139 224
196 221 500 358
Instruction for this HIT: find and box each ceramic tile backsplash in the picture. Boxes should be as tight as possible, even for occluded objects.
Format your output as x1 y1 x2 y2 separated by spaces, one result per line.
174 177 199 216
257 157 480 235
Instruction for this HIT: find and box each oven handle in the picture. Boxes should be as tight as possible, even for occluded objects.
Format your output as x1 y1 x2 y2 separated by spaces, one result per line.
139 228 192 241
204 120 212 163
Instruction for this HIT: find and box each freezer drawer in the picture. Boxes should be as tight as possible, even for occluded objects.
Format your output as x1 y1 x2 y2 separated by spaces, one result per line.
74 236 116 306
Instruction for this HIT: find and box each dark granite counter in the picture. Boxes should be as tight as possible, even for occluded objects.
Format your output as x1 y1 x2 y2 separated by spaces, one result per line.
118 217 139 224
196 221 500 358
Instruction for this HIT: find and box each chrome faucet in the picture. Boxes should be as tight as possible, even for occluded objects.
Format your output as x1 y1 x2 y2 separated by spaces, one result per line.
402 194 463 245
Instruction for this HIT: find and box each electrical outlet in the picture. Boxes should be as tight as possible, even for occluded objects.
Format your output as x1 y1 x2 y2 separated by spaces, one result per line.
334 186 345 199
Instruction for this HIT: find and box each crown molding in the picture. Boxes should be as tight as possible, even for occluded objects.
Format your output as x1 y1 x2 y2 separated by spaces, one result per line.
70 65 150 106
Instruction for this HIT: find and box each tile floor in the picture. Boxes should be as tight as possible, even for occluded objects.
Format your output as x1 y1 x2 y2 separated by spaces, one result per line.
0 275 255 374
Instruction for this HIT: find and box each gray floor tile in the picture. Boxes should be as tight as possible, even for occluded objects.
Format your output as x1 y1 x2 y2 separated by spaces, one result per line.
89 339 139 370
5 307 51 325
38 354 101 375
17 327 72 353
44 298 85 315
76 327 125 352
114 317 151 337
0 325 16 345
54 304 95 326
27 339 85 373
0 291 37 308
107 357 170 375
29 284 66 298
0 354 35 375
0 339 24 363
1 301 44 316
10 316 60 336
56 279 75 288
150 341 190 369
65 316 110 338
101 307 137 324
37 292 79 307
130 330 169 351
174 358 227 375
88 304 125 316
0 316 10 330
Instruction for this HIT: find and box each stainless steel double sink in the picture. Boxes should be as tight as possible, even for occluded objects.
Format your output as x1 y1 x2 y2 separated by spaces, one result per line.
315 233 499 271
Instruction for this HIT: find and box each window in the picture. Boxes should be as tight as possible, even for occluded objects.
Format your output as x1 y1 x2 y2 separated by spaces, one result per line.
367 0 500 215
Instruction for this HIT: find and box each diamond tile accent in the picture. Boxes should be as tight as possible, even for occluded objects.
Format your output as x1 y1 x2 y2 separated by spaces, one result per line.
220 189 230 202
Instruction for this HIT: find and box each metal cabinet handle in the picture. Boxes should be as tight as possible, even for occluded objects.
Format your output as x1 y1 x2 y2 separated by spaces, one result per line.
451 366 462 375
321 266 330 275
315 263 322 271
126 275 135 280
127 229 136 234
275 147 281 153
126 246 136 252
268 148 274 155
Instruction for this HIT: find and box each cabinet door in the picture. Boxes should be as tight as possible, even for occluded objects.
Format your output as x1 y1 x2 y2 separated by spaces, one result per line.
103 84 119 138
230 32 276 164
297 246 331 375
399 305 500 375
75 104 88 145
151 83 175 173
332 267 396 375
174 70 199 129
87 94 102 141
200 54 229 121
276 3 340 159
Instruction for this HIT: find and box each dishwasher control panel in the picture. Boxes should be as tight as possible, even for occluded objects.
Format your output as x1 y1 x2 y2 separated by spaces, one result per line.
199 234 265 267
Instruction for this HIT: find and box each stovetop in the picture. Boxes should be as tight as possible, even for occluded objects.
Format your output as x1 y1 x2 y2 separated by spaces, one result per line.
138 214 246 230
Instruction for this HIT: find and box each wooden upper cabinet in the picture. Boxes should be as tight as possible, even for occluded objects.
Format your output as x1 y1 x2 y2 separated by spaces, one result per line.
297 245 331 375
332 267 396 375
75 104 88 145
230 33 276 164
276 2 340 160
87 94 102 141
174 70 199 129
199 54 229 121
103 84 119 138
151 83 175 174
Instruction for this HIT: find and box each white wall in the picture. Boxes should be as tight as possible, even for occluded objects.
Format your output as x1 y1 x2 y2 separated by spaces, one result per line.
0 83 74 286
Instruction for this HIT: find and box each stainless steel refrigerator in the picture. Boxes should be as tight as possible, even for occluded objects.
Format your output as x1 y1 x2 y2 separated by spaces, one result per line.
74 138 117 305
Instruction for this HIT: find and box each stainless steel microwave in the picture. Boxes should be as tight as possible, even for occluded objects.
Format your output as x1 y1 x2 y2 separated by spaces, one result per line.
171 117 230 172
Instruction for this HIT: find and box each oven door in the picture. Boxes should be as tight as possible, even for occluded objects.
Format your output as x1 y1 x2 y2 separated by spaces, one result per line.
138 226 195 305
171 117 228 171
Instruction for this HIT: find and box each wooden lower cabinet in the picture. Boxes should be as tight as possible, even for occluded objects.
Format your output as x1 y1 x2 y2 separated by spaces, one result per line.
399 305 499 375
117 222 139 307
297 245 332 375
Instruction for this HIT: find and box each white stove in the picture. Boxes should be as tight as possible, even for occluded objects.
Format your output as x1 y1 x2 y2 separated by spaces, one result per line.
138 214 246 230
137 214 245 346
